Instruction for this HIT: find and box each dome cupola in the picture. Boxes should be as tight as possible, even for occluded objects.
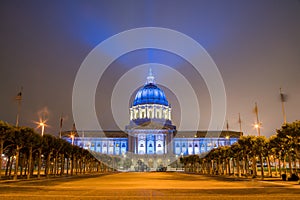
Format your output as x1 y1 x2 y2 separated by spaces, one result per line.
132 68 169 106
129 68 172 122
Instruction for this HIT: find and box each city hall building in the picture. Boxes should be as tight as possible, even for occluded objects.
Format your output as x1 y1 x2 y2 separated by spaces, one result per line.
65 69 241 169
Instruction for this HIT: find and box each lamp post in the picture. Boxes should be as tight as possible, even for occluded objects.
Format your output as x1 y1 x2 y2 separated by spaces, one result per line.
280 88 287 124
35 119 47 136
71 134 75 145
253 123 261 136
39 122 45 136
225 135 230 146
15 87 23 127
254 102 261 136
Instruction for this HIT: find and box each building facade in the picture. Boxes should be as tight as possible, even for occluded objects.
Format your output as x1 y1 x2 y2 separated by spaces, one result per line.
66 69 241 170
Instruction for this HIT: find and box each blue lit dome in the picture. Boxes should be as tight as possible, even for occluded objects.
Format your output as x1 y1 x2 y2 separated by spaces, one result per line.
132 68 169 106
133 83 169 106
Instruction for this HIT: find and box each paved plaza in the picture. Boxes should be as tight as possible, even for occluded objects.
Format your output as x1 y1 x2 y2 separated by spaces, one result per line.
0 172 300 199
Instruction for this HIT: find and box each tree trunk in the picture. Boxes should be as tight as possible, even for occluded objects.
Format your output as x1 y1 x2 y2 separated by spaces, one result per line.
37 148 42 179
252 156 257 177
288 153 293 176
60 154 65 176
0 140 3 179
66 157 69 175
260 155 264 180
245 155 249 176
209 160 213 175
71 155 74 176
9 157 13 178
14 146 21 180
75 158 78 175
267 156 272 177
79 159 83 174
237 155 241 177
53 155 58 176
83 158 86 174
227 159 231 175
274 159 278 177
45 153 51 178
278 158 282 176
27 146 32 180
231 158 235 176
218 158 222 175
20 154 24 178
5 156 10 176
283 155 287 174
241 156 246 176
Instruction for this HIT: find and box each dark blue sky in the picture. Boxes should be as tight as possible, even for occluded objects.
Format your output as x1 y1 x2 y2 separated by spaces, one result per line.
0 0 299 137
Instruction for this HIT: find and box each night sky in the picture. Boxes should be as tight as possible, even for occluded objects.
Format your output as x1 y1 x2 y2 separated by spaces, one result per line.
0 0 299 137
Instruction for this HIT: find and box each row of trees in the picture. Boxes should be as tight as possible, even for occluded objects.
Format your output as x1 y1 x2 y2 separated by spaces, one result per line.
0 120 113 180
180 121 300 180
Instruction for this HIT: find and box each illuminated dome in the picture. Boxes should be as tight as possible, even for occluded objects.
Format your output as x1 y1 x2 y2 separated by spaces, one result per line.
133 83 169 106
132 68 168 106
129 68 172 122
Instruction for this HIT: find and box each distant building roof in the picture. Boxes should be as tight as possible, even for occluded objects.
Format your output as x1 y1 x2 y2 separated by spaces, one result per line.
175 130 242 138
62 130 242 138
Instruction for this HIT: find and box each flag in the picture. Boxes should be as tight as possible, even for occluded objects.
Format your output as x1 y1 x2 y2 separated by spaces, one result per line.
72 123 76 132
238 113 243 136
15 88 22 101
280 88 288 102
238 113 242 124
59 116 63 130
253 102 258 115
226 120 229 130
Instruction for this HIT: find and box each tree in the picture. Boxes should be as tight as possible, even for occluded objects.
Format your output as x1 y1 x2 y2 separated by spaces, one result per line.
254 136 267 180
42 134 56 177
277 121 300 176
0 121 13 179
231 143 242 177
22 127 42 179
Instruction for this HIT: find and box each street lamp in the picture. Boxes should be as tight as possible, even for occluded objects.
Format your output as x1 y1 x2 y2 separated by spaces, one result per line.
253 122 262 136
35 118 47 136
225 135 230 145
71 134 75 145
39 122 45 136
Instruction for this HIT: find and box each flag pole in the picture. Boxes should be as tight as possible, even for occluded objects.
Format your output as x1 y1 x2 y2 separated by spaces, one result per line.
226 119 229 132
15 87 23 127
226 120 230 145
254 102 261 136
238 113 242 137
280 88 287 124
59 114 63 139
